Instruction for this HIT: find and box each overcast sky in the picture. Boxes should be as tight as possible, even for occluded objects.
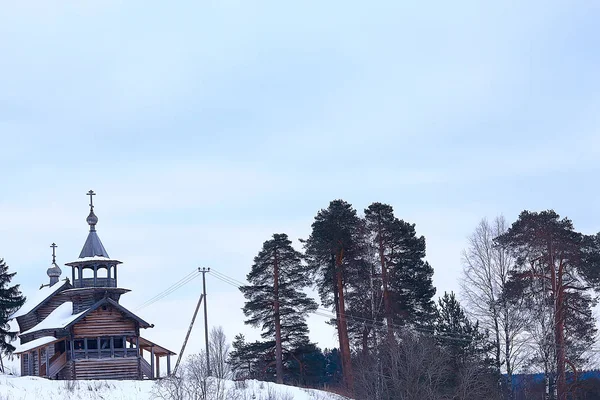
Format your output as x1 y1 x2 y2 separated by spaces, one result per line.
1 1 599 366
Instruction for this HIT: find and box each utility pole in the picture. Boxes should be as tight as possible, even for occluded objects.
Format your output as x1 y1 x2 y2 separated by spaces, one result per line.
173 267 211 376
200 267 211 376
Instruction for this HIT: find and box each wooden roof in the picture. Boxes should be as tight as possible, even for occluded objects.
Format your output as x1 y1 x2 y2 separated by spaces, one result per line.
131 336 176 356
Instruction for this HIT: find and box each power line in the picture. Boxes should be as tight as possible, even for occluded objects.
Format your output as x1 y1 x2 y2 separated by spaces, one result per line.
135 268 200 311
209 268 476 343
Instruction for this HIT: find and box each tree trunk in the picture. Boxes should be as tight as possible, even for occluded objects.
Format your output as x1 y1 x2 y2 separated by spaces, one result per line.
376 216 393 338
273 249 284 384
335 249 354 394
555 288 566 400
504 311 513 399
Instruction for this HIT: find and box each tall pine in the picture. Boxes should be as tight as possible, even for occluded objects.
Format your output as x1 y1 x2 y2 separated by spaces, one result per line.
0 258 25 370
240 233 317 384
303 199 363 393
364 203 436 333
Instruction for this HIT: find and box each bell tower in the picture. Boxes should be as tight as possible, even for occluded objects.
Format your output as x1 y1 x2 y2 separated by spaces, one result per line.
65 190 122 289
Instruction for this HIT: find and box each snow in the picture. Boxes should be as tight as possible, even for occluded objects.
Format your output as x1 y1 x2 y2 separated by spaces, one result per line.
13 336 58 354
66 256 121 264
10 283 65 319
0 375 349 400
19 302 86 336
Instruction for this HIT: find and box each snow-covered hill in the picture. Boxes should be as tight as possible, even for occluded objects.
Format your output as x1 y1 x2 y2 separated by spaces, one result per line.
0 375 348 400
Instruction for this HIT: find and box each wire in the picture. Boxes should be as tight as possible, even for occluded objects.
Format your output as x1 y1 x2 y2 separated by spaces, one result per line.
211 268 246 286
209 268 477 343
135 268 200 311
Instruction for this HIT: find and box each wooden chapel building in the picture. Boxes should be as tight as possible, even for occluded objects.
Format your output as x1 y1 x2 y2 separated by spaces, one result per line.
11 191 175 380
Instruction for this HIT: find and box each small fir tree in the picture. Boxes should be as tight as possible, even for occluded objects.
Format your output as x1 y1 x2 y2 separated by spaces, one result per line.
435 291 490 365
0 258 26 367
240 233 317 384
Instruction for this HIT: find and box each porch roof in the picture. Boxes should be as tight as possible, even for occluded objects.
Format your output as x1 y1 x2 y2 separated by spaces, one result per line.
130 336 176 356
14 336 61 354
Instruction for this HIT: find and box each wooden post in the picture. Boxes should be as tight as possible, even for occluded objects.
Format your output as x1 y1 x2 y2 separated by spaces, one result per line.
72 267 75 286
110 337 114 358
150 346 155 379
136 336 140 356
84 337 88 359
167 355 171 376
114 265 118 287
37 348 41 376
93 266 97 286
45 347 49 377
70 338 75 360
78 266 82 287
97 337 101 358
156 354 160 378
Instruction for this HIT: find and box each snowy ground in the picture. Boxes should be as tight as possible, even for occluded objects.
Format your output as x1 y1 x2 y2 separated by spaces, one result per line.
0 375 348 400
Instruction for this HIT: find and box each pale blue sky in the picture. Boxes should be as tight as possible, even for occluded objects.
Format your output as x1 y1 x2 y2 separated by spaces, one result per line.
1 1 599 362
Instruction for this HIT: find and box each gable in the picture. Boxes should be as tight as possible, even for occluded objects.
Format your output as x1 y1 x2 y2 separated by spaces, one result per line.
72 303 137 337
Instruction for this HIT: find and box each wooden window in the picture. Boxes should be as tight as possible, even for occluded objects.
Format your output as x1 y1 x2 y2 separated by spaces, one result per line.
113 337 124 348
86 338 98 350
100 338 110 349
74 339 84 350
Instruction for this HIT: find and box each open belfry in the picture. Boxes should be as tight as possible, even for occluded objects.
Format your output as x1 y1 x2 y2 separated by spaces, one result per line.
11 191 174 380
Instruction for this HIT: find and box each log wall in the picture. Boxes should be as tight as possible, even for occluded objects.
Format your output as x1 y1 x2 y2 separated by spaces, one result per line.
57 361 74 380
74 358 140 380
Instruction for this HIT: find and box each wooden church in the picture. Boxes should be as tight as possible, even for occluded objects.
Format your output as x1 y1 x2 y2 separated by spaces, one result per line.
11 191 175 380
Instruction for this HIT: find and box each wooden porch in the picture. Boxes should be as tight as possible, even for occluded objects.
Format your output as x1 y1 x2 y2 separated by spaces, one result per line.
134 337 176 379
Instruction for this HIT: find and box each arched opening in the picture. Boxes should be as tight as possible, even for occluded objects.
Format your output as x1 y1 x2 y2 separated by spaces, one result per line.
82 267 94 279
97 265 109 279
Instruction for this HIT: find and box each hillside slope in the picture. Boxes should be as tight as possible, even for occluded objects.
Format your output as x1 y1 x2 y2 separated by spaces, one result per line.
0 375 347 400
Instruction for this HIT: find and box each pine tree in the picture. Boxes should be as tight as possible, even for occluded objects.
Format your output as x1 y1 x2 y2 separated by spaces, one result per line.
240 233 317 384
364 203 437 334
0 258 25 369
496 210 600 400
303 200 363 393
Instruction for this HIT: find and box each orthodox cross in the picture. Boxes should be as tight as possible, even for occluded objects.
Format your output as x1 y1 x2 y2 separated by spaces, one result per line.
51 243 57 264
87 190 96 210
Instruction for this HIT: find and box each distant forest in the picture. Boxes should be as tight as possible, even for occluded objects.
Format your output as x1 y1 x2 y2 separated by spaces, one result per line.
225 200 600 400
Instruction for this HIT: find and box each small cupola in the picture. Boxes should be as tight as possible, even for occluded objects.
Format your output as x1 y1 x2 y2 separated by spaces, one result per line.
46 242 62 286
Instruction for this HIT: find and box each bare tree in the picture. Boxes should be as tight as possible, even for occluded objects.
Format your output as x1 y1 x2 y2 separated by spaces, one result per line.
210 326 231 380
461 216 529 394
154 351 229 400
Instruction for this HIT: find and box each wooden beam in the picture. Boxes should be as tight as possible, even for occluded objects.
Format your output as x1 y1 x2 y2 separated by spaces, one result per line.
45 347 49 377
37 348 41 376
150 346 155 379
156 354 160 378
167 355 171 376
